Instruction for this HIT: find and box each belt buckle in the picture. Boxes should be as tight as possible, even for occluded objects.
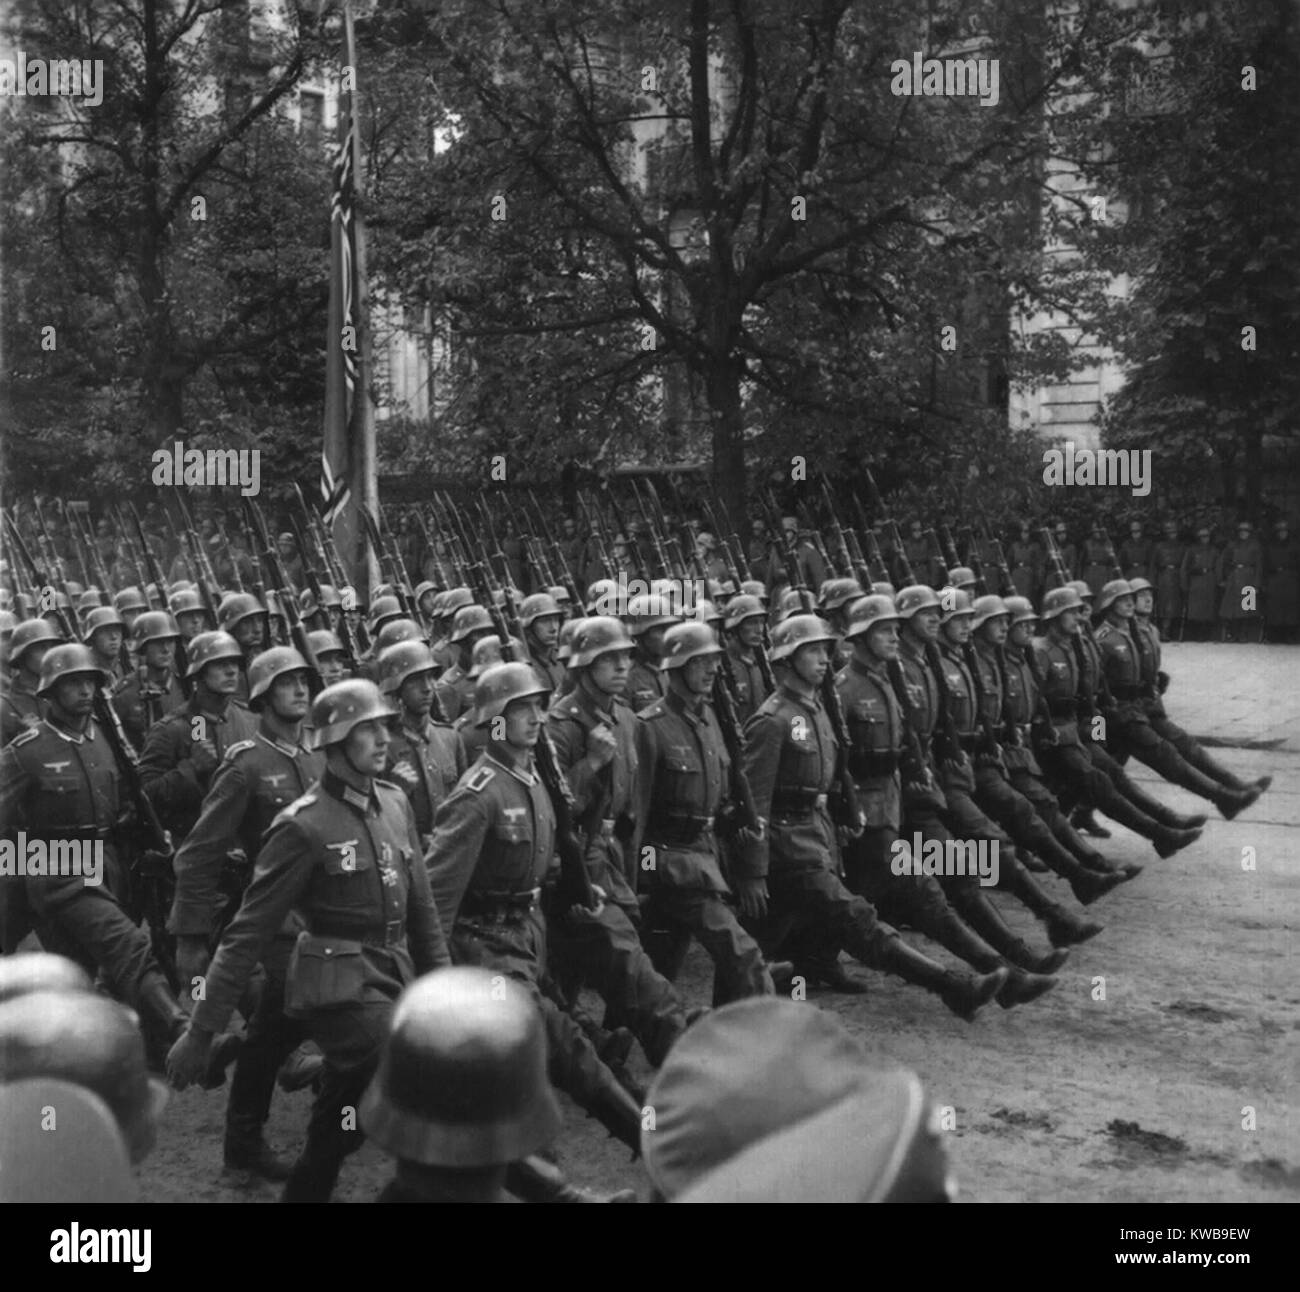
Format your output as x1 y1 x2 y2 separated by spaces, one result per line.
384 918 403 945
813 793 827 810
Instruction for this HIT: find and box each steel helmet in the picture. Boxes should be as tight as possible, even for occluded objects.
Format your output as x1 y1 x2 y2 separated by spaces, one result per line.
947 567 977 591
660 621 722 670
308 679 397 748
1127 576 1153 595
1039 586 1084 621
114 587 148 614
473 662 548 727
448 604 493 644
556 619 577 664
7 617 63 666
585 578 619 615
546 585 571 607
739 580 767 602
0 952 94 1005
247 646 311 706
131 611 181 649
769 614 837 662
167 588 205 617
1067 580 1093 602
413 581 439 607
374 618 424 653
37 644 109 696
723 593 766 630
707 578 736 601
627 594 680 636
466 635 505 680
694 599 724 628
83 605 126 638
13 591 34 618
1096 578 1134 613
218 592 265 632
76 589 105 614
870 581 897 599
301 584 342 618
519 592 563 628
772 587 807 624
844 595 900 639
970 594 1010 631
938 588 975 624
818 578 864 613
367 595 405 635
426 590 448 621
359 966 561 1168
0 609 16 638
65 581 85 599
896 585 941 619
184 630 244 679
307 628 346 659
568 616 635 669
1003 596 1037 625
439 587 473 620
378 640 439 694
0 988 168 1165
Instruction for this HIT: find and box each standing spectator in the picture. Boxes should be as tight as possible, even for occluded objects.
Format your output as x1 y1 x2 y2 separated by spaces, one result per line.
1080 524 1112 598
1007 521 1043 604
1263 518 1299 644
1217 520 1263 642
746 518 773 582
1052 520 1077 581
1181 525 1220 641
1119 519 1154 582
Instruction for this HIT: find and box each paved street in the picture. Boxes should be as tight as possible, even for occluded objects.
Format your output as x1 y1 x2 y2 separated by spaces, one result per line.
143 643 1299 1203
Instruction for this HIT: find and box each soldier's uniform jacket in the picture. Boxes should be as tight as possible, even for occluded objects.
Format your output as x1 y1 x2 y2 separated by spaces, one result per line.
168 721 325 938
1217 538 1263 621
424 746 557 936
430 634 455 675
138 695 258 841
546 685 638 896
724 639 767 726
0 716 128 912
1180 541 1220 623
1000 642 1048 774
0 673 43 747
1119 537 1155 581
1080 539 1112 597
627 652 666 714
897 636 944 760
1153 539 1186 616
453 709 488 761
1129 617 1167 718
1033 631 1084 747
1095 621 1148 724
835 656 904 830
529 648 565 697
191 769 449 1034
932 642 980 792
1057 542 1078 581
735 683 836 882
384 716 467 842
112 666 185 752
968 640 1006 734
631 688 732 894
434 663 475 724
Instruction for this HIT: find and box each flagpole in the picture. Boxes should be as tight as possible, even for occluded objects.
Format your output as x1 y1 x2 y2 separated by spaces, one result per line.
341 0 378 603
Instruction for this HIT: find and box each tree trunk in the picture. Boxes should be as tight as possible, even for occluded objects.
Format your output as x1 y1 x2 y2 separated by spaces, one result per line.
706 356 746 524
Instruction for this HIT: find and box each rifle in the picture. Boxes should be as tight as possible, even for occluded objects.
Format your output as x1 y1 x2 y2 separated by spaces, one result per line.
243 498 324 695
527 490 583 609
925 529 950 588
171 490 224 608
360 507 416 622
290 507 359 674
817 480 857 580
112 504 152 595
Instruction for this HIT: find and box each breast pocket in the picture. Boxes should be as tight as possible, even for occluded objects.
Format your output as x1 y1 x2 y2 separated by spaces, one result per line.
322 845 373 877
660 753 703 808
33 775 84 819
285 933 367 1015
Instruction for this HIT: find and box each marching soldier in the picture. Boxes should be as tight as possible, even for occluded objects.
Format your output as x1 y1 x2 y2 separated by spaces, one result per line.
168 646 325 1184
139 631 258 844
0 645 191 1045
83 606 128 687
1094 580 1261 819
379 640 468 849
722 593 770 725
777 516 828 593
308 628 351 686
423 662 644 1153
300 584 342 635
218 593 268 704
1 618 63 745
434 604 494 722
630 622 780 1005
519 592 566 695
626 592 680 713
545 616 692 1067
114 587 149 635
166 679 451 1202
112 611 186 751
168 587 213 644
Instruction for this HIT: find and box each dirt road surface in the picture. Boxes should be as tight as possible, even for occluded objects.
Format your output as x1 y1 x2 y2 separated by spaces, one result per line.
139 643 1299 1203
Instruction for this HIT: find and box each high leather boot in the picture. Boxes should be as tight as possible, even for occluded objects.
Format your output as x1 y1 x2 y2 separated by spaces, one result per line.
1068 867 1127 906
949 887 1069 974
1153 824 1203 858
877 936 1007 1022
1070 807 1111 839
1001 866 1103 947
504 1154 637 1203
925 907 1057 1011
583 1076 643 1154
1217 783 1262 821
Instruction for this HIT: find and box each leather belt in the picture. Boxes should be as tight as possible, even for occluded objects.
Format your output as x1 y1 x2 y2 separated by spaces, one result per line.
645 814 713 847
310 917 405 948
770 790 828 814
460 887 541 923
1111 684 1144 701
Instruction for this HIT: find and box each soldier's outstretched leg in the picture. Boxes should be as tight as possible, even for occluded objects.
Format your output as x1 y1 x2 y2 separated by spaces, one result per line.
873 932 1008 1021
1010 767 1142 880
973 767 1126 904
1108 720 1260 819
645 887 774 1006
942 877 1069 974
281 1003 389 1203
1151 714 1272 795
999 852 1104 948
1087 741 1208 833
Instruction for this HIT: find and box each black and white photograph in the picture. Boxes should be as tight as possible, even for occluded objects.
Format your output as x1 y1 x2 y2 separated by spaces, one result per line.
0 0 1294 1240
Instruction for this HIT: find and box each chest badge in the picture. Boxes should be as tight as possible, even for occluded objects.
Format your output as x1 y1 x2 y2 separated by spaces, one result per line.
43 761 72 773
326 839 360 871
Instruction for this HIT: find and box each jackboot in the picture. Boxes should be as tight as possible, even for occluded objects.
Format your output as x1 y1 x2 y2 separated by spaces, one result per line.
1069 867 1126 907
950 887 1069 973
505 1154 637 1203
1002 868 1103 947
1153 824 1202 859
1217 783 1262 821
583 1076 643 1155
995 968 1059 1009
877 936 1007 1022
